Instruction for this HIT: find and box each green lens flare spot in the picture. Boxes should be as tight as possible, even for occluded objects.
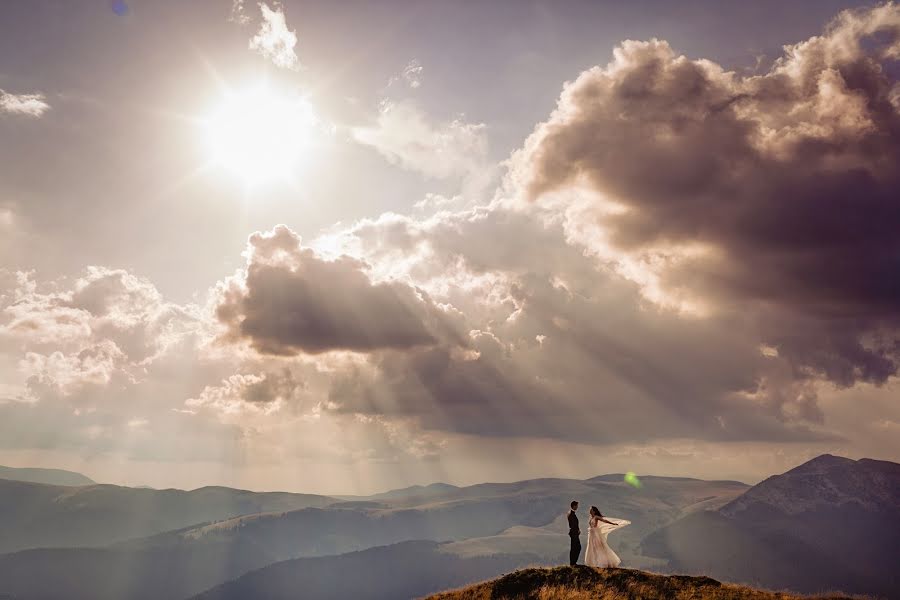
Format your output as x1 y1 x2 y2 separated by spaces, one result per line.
624 471 642 488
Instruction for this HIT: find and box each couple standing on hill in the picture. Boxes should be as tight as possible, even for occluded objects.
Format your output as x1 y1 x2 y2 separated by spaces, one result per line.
567 500 630 567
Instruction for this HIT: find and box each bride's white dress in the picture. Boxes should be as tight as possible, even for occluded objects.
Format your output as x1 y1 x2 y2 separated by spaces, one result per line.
584 516 630 568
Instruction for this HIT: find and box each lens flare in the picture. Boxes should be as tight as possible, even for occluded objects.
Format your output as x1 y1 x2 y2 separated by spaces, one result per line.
624 471 642 488
111 0 129 16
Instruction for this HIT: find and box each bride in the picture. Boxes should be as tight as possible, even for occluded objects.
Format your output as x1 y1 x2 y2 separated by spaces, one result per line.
584 506 630 568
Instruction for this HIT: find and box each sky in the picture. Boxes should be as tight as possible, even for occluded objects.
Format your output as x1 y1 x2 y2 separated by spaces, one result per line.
0 0 898 495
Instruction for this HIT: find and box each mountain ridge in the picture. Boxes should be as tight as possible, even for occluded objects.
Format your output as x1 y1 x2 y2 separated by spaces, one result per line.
190 541 541 600
0 454 893 599
0 470 750 599
0 477 337 553
641 454 900 598
0 465 95 487
719 455 899 517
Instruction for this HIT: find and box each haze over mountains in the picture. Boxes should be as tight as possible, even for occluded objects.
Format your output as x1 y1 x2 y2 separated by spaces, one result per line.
0 465 94 487
0 478 335 553
0 455 895 599
190 541 538 600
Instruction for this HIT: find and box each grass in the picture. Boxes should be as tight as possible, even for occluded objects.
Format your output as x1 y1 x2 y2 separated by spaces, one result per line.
425 566 861 600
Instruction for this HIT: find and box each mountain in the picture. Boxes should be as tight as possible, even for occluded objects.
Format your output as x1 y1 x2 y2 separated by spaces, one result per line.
0 473 747 599
440 525 562 560
360 482 461 502
0 545 271 600
0 465 94 486
418 475 747 568
120 473 747 570
2 460 891 599
0 478 337 553
0 540 537 600
425 565 856 600
718 454 897 517
641 454 900 598
0 508 542 600
191 541 539 600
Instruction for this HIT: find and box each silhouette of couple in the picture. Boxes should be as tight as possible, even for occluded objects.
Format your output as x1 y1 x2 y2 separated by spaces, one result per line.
567 500 630 568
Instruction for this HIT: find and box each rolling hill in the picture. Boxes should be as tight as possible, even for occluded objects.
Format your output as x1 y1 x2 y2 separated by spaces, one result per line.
641 455 900 598
191 541 540 600
0 540 539 600
344 482 462 502
7 459 888 599
121 473 748 569
0 465 95 487
0 471 748 599
0 545 269 600
408 475 748 568
0 478 336 553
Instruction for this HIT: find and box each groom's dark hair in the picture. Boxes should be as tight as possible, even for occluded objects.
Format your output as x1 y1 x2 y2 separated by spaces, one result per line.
570 500 578 509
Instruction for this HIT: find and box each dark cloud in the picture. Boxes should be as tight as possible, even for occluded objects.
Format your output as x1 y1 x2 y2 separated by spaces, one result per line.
515 4 900 386
216 225 464 355
329 208 841 445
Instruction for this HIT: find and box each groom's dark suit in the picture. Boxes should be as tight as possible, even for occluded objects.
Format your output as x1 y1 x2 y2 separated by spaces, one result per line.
567 509 581 565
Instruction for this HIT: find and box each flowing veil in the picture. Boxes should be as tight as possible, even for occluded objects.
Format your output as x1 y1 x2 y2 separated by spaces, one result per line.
596 516 630 534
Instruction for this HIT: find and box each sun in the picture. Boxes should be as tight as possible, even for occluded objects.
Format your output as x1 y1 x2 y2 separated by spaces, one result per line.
204 85 317 184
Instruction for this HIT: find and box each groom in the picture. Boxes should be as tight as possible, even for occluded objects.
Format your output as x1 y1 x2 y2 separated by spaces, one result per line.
567 500 581 565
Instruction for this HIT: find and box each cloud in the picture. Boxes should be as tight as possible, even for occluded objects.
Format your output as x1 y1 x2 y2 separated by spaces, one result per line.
229 0 250 24
215 225 465 355
2 5 897 486
400 59 424 89
352 101 488 179
0 90 50 117
0 267 253 463
322 204 842 445
249 3 299 70
0 267 204 404
0 263 446 473
511 3 900 387
19 341 127 398
186 370 303 416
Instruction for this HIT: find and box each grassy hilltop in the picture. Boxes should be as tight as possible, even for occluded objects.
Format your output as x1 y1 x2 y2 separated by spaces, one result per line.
426 566 860 600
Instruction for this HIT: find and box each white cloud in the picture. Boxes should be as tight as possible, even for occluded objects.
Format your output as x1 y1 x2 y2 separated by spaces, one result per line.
401 59 423 89
0 267 206 403
228 0 249 24
0 90 50 117
19 341 127 397
249 3 300 70
352 101 487 179
186 371 303 417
